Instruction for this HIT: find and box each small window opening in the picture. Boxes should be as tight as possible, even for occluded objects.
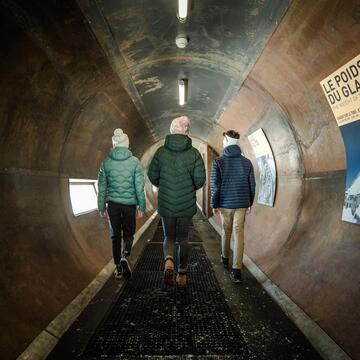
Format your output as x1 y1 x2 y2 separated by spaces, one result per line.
69 178 98 216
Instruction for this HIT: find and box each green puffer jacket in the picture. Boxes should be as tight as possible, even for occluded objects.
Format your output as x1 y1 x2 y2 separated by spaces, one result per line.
148 134 206 217
97 147 146 212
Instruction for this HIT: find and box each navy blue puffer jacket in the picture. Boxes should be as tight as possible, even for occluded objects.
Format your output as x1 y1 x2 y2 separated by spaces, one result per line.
210 145 256 209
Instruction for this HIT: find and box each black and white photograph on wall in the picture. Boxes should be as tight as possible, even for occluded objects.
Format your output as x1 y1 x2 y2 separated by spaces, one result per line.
320 53 360 225
257 154 276 206
248 128 277 207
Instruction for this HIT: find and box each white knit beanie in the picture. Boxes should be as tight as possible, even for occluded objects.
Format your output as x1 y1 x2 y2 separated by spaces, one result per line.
223 135 238 148
170 116 191 135
112 128 129 148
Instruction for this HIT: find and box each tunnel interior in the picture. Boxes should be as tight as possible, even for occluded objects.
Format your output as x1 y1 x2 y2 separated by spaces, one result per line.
0 0 360 359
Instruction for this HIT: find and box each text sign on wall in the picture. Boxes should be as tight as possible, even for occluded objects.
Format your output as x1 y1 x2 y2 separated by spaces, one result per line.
320 54 360 126
320 54 360 225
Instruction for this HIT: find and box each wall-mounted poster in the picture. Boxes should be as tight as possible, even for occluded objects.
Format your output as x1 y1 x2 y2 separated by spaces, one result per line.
248 128 276 207
320 54 360 224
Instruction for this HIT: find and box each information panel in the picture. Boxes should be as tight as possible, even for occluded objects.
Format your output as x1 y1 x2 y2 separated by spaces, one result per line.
320 54 360 224
248 128 276 207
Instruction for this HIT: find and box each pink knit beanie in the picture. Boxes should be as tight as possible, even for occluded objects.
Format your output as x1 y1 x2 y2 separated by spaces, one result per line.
170 116 191 135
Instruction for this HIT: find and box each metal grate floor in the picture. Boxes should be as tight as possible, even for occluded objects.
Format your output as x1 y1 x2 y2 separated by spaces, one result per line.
83 244 248 358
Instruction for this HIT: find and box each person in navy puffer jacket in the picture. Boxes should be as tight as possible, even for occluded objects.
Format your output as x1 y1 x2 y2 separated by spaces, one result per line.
210 130 256 283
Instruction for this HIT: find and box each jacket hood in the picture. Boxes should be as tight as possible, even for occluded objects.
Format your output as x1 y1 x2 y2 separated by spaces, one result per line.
109 146 132 161
223 145 242 157
164 134 192 152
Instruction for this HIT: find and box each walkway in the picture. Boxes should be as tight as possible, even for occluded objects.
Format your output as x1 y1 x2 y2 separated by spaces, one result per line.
48 212 321 359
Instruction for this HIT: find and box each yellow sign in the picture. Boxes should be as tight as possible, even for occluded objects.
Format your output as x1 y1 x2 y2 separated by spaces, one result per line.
320 54 360 126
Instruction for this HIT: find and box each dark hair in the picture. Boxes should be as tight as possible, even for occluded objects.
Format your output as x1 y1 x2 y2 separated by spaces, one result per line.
222 130 240 139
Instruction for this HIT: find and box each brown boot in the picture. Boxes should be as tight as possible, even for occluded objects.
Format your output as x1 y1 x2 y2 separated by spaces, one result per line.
163 258 174 286
176 272 187 287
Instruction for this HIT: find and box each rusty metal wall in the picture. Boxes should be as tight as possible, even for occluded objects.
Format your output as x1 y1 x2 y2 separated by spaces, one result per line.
210 1 360 358
0 1 154 358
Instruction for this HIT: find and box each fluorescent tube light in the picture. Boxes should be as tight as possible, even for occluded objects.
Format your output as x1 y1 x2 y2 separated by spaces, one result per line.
179 79 186 106
178 0 188 22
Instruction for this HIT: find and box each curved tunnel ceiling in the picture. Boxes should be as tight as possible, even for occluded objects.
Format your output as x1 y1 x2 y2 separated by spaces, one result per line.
77 0 291 139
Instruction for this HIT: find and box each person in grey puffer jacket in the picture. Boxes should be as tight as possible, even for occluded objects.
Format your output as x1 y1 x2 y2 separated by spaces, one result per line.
97 128 146 280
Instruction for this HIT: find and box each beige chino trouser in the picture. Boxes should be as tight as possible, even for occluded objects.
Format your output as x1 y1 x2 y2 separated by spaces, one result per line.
220 208 247 269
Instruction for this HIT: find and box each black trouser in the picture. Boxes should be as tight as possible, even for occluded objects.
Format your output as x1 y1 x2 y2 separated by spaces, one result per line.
161 217 192 273
107 202 136 265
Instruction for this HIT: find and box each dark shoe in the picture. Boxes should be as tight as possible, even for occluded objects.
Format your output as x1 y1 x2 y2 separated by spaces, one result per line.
220 255 229 268
230 268 242 283
120 258 132 280
114 264 123 279
176 272 187 287
163 258 175 286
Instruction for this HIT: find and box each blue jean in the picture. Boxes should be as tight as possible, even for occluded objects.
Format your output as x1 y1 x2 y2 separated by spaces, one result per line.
161 217 192 273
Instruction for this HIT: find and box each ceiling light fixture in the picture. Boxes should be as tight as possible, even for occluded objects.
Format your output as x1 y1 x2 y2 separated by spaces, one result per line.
178 0 188 23
175 35 189 48
179 79 187 106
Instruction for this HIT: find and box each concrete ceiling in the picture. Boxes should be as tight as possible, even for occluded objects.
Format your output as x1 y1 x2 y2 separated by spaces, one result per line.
77 0 291 139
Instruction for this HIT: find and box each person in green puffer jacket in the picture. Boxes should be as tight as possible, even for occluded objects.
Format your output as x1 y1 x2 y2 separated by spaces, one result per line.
148 116 205 287
97 128 146 280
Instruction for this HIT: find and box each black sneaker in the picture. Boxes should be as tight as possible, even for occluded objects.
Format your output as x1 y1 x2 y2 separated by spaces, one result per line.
114 264 123 279
220 255 229 268
230 268 242 283
120 258 132 280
